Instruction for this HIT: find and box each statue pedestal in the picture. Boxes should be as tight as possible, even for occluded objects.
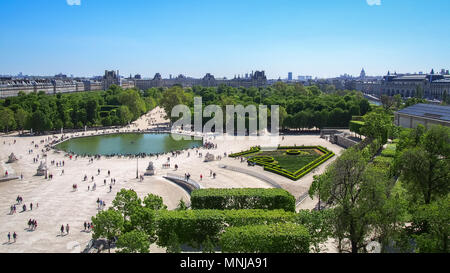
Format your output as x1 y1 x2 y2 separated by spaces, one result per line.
7 153 18 163
204 153 215 162
144 162 155 176
36 161 48 176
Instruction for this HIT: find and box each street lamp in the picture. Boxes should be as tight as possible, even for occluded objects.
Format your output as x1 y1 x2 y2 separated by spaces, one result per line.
136 157 139 179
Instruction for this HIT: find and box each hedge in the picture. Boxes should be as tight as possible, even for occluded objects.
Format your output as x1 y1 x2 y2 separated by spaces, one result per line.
220 223 310 253
191 188 296 212
155 209 296 248
252 146 335 181
229 146 261 158
349 120 365 135
380 144 397 158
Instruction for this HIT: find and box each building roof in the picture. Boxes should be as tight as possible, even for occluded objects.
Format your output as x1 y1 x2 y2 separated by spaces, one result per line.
397 103 450 122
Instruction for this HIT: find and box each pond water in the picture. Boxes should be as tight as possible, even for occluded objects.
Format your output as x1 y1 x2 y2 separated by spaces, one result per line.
54 133 203 156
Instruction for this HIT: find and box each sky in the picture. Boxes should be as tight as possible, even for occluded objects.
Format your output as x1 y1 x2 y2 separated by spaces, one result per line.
0 0 449 79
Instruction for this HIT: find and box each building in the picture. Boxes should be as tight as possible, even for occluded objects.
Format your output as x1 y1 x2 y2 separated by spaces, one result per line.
288 72 293 81
102 70 120 90
394 103 450 129
134 71 268 90
356 70 450 101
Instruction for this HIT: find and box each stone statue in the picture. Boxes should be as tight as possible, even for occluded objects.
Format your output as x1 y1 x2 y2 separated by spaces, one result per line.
204 153 215 162
36 161 48 176
144 161 155 176
7 153 18 163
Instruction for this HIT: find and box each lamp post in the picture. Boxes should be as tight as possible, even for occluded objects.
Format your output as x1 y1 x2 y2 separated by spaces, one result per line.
136 157 139 179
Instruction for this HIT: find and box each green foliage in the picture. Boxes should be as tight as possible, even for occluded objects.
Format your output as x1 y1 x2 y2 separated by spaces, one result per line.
361 109 395 144
229 146 261 157
295 209 334 253
220 223 310 253
112 189 142 220
91 208 124 253
191 188 296 212
116 230 150 253
143 194 167 210
0 107 16 132
155 209 296 249
349 120 365 135
234 146 335 181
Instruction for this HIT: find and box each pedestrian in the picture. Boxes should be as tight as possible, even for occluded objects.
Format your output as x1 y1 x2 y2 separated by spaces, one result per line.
30 203 33 210
88 186 90 191
60 225 64 235
84 221 87 231
200 174 203 181
66 224 70 235
13 232 16 243
109 185 112 192
7 232 10 243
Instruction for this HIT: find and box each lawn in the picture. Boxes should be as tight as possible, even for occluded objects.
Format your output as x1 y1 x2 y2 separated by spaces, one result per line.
254 150 321 173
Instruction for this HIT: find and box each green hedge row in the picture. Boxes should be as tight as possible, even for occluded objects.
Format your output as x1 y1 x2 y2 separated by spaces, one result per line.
155 209 296 248
229 146 261 158
191 188 296 212
220 223 310 253
380 144 397 158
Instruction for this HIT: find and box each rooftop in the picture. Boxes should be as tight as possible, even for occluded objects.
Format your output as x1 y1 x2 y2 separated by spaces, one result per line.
397 103 450 122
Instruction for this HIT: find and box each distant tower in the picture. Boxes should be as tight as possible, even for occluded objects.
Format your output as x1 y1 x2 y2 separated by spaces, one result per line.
360 68 366 79
430 69 435 75
288 72 293 81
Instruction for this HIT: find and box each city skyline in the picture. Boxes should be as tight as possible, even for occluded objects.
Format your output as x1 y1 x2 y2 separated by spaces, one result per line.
1 0 449 79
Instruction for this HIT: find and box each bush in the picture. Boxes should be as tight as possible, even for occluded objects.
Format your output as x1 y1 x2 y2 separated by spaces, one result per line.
220 223 310 253
349 120 365 135
155 209 296 249
381 144 397 158
191 188 296 212
229 146 261 158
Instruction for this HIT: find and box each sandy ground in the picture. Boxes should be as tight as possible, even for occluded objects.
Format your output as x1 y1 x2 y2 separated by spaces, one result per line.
0 106 344 253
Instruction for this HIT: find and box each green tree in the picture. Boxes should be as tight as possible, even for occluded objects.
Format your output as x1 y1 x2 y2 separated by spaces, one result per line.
112 189 142 220
91 208 124 253
296 209 334 253
143 194 167 210
0 108 16 132
117 105 133 126
396 125 450 205
14 108 28 132
361 109 395 144
116 230 150 253
412 196 449 253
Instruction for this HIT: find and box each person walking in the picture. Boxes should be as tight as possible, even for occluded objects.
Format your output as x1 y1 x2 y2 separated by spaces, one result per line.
84 222 87 231
7 232 10 243
60 225 64 235
66 224 70 235
30 203 33 211
12 232 16 243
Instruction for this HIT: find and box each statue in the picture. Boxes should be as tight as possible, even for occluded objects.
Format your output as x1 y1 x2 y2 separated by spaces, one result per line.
7 153 18 163
204 153 215 162
144 161 155 176
36 161 48 176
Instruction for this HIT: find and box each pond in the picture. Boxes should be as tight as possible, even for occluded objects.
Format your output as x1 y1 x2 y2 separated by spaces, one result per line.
54 133 203 156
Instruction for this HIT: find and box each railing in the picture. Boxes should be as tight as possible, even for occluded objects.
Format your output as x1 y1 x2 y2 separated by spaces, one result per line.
164 173 201 194
219 165 282 189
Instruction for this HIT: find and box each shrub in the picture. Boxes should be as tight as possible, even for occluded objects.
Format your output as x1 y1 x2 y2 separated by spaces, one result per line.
191 188 296 212
229 146 261 158
155 209 296 249
220 223 310 253
350 120 365 135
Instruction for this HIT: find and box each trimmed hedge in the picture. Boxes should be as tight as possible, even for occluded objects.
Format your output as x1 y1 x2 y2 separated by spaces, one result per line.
380 144 397 158
229 146 261 158
155 209 296 248
349 120 365 135
253 146 335 181
191 188 296 212
220 223 310 253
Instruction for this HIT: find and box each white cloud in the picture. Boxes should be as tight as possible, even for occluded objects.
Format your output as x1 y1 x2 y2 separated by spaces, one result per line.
366 0 381 6
67 0 81 6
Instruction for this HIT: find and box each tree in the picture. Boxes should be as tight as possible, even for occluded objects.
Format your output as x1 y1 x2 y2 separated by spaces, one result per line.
166 231 182 253
411 196 449 253
117 105 133 126
0 108 16 132
296 209 334 253
91 208 124 253
130 207 158 243
112 189 142 220
116 230 150 253
381 95 395 111
310 147 405 253
396 125 450 205
159 86 190 122
361 109 395 144
143 194 167 210
14 108 28 132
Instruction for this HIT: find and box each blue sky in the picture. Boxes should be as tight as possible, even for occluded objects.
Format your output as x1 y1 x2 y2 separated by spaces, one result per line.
0 0 449 79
